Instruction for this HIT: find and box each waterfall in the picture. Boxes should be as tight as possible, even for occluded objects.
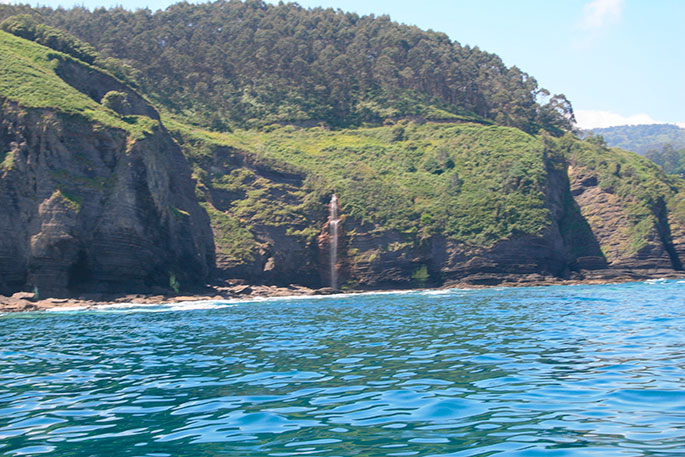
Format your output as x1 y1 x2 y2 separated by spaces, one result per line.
329 194 340 289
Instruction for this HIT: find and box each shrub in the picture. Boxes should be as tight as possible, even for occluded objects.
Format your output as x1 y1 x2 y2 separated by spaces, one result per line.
101 91 131 115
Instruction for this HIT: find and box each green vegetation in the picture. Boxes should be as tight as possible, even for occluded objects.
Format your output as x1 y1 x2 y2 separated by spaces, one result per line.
669 183 685 227
2 1 573 134
247 123 549 244
169 118 554 247
52 189 82 212
100 90 130 114
169 272 180 293
0 148 16 170
645 144 685 175
49 169 113 191
202 203 258 264
170 117 683 267
589 124 685 154
169 205 190 219
411 264 429 287
0 30 155 138
0 14 97 63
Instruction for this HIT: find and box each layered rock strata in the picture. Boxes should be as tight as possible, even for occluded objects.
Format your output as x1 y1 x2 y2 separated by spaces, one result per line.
0 99 214 297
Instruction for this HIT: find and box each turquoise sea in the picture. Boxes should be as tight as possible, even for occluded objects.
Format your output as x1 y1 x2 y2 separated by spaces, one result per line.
1 280 684 456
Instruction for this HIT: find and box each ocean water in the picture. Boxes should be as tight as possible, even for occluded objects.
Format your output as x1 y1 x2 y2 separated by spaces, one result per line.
1 281 684 456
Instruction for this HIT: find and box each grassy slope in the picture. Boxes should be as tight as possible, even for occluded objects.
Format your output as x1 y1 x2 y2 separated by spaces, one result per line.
236 123 551 244
169 117 685 269
0 30 155 137
168 118 554 251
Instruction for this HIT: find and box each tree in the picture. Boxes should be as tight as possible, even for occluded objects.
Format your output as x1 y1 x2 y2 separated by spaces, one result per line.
585 134 608 148
17 0 576 133
539 94 575 134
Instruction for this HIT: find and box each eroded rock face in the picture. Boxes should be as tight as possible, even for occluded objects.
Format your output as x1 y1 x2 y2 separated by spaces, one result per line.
185 140 683 291
668 210 685 270
568 164 679 271
188 144 322 287
0 99 215 297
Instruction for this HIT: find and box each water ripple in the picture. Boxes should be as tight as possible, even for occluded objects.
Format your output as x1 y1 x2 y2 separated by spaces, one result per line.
0 281 684 456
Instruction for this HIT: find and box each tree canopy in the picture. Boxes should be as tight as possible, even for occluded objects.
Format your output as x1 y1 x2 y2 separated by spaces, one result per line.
1 1 574 133
645 144 685 175
0 14 97 63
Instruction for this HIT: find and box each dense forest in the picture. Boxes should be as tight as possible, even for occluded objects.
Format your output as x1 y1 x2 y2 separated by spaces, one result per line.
0 1 574 133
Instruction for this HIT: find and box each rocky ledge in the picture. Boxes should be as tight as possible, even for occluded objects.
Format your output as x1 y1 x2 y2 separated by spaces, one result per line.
2 270 683 313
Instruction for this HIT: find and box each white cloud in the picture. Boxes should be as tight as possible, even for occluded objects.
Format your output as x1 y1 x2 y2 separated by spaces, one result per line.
573 0 624 48
576 111 685 129
575 110 661 129
581 0 624 30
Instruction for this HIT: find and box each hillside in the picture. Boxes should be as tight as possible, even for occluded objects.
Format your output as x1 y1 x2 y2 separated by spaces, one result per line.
0 7 683 298
644 145 685 176
590 124 685 154
166 117 684 289
0 1 573 134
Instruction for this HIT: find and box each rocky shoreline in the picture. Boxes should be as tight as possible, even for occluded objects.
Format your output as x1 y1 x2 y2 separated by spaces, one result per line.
2 270 683 313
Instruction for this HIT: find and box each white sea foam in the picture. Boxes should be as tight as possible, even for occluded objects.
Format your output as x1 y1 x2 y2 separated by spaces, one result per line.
93 300 234 313
46 306 90 312
645 278 668 284
43 287 465 313
236 288 419 304
419 288 461 295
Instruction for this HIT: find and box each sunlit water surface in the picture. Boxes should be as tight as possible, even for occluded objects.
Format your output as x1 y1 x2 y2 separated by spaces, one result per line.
1 280 684 456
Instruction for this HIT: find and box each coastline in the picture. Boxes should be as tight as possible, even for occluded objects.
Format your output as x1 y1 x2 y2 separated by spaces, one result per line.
2 270 684 314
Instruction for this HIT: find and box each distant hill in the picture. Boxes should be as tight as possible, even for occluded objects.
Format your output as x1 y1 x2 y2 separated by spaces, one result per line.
588 124 685 175
644 145 685 176
590 124 685 154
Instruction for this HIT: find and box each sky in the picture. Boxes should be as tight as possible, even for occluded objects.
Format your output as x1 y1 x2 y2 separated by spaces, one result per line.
7 0 684 129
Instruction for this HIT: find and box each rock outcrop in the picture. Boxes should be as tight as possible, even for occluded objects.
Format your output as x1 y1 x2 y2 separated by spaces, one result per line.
568 164 681 273
0 98 215 297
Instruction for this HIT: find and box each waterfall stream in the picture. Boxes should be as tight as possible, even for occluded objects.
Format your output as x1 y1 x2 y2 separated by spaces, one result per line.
329 194 340 289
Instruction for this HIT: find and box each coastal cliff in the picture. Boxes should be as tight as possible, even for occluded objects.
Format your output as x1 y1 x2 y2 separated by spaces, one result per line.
0 31 214 297
0 20 683 301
